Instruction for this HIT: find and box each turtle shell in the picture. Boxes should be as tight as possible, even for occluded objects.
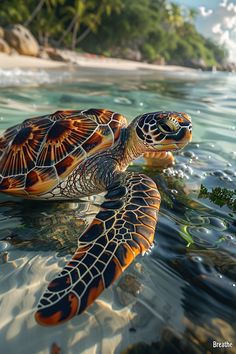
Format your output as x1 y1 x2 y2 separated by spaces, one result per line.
0 108 127 197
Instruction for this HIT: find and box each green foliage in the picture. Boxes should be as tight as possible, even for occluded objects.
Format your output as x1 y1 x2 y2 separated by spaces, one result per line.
0 0 227 66
141 43 159 62
0 0 30 24
199 185 236 211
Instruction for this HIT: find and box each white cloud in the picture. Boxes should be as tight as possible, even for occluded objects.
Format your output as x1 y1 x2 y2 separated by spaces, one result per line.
223 15 236 28
199 6 213 17
207 2 236 62
215 28 236 62
220 0 228 7
219 29 230 44
212 23 223 33
189 0 236 62
227 2 236 12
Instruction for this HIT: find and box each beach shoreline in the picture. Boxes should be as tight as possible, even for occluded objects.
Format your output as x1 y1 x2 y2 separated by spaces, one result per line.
0 52 196 72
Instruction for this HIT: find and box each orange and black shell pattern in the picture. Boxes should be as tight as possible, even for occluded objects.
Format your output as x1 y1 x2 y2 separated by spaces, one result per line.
0 108 127 198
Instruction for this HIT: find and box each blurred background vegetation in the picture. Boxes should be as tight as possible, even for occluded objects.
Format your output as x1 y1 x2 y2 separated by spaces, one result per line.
0 0 227 67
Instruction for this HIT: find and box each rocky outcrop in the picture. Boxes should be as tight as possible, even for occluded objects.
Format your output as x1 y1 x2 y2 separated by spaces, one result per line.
44 48 78 63
0 38 11 54
111 47 143 61
45 48 68 62
219 62 236 72
4 24 39 57
38 47 50 60
0 27 4 39
153 57 165 65
122 48 142 61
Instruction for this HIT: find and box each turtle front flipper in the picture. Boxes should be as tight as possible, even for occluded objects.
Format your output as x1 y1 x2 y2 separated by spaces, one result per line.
143 151 174 169
35 172 161 326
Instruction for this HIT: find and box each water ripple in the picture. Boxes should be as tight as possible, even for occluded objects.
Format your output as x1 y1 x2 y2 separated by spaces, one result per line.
0 69 235 354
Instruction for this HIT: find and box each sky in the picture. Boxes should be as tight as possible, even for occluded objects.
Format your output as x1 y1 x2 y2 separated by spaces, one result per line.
173 0 236 62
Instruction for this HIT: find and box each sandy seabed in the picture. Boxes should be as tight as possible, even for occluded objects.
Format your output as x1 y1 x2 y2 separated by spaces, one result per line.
0 249 172 354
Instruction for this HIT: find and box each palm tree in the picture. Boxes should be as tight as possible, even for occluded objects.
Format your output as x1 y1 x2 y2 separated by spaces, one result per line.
0 0 30 25
166 3 184 29
58 0 91 49
75 0 122 46
59 0 122 50
24 0 45 27
32 0 65 46
24 0 65 27
187 7 198 24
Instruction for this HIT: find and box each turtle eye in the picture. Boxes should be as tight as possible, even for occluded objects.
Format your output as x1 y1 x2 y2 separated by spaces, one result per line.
158 120 179 134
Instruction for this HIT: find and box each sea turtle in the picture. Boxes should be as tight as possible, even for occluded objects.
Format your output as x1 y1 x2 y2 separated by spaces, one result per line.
0 108 192 325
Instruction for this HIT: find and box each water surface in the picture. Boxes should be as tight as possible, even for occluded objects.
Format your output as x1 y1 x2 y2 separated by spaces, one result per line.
0 67 235 354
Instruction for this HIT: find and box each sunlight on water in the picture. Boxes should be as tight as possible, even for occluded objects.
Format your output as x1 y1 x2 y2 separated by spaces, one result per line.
0 68 235 354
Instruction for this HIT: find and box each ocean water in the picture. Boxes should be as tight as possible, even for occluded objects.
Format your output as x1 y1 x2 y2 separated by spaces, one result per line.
0 67 235 354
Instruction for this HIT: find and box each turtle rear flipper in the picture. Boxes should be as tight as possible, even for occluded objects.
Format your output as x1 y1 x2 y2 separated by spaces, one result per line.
35 172 160 326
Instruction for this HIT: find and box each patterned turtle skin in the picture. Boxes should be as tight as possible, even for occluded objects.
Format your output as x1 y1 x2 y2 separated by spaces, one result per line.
0 108 192 326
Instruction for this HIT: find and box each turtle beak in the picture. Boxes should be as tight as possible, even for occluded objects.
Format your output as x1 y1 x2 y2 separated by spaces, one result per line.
154 124 192 152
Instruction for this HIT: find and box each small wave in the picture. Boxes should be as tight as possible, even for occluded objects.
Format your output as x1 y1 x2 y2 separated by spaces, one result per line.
0 68 70 88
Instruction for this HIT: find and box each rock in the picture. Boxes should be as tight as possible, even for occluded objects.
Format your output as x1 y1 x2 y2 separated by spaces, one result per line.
50 343 61 354
123 48 142 61
45 48 68 62
153 57 165 65
45 48 79 64
220 62 236 72
0 27 4 39
184 58 207 70
38 48 50 60
117 273 142 306
4 24 39 57
0 38 11 54
118 274 141 296
9 48 19 56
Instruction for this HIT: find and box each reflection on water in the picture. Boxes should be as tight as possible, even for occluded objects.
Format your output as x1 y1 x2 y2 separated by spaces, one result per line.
0 68 235 354
0 198 98 255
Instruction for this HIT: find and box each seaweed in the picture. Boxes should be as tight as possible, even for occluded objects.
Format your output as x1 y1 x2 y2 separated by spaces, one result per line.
199 185 236 211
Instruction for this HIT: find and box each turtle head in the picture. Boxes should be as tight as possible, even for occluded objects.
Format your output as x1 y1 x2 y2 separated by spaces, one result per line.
134 111 192 152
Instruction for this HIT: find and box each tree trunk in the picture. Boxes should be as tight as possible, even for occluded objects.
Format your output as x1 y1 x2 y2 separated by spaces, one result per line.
72 21 79 50
76 27 91 45
43 32 49 47
24 0 45 27
58 17 76 46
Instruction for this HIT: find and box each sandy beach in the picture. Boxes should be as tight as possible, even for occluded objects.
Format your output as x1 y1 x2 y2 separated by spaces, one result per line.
0 53 66 69
0 52 196 72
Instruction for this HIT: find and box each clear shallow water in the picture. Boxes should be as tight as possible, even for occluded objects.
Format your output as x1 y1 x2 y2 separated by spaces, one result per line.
0 67 235 354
